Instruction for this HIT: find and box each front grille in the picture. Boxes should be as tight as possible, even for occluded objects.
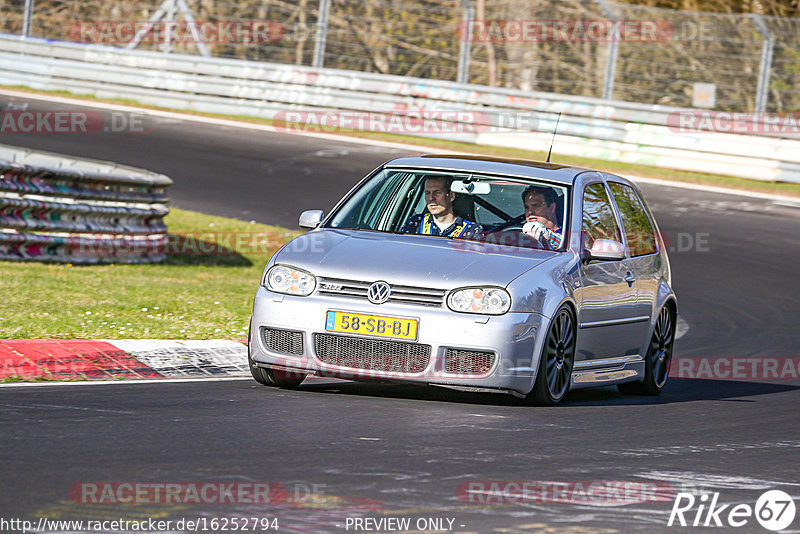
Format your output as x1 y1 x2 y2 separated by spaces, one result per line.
317 277 445 307
314 333 431 373
444 349 496 375
262 327 303 356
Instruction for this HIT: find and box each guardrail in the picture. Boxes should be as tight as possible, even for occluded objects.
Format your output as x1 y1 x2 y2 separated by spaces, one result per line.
0 144 171 263
1 35 799 183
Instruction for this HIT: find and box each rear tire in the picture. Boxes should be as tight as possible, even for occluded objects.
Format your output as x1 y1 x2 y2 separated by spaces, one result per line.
248 326 306 388
618 306 675 396
527 306 575 405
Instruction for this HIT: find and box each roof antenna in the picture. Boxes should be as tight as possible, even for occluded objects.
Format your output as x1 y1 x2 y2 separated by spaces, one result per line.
546 112 562 163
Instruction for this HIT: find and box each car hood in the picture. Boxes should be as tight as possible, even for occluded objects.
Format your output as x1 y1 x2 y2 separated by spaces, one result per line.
273 229 558 288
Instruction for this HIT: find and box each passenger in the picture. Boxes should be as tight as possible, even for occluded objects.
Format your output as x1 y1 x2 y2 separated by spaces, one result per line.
520 185 564 249
400 176 483 239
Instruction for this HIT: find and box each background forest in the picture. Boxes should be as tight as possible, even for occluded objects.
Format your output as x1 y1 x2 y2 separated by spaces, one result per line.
1 0 798 111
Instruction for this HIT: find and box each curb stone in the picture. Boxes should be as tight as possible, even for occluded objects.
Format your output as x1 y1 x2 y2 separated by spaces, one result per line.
0 339 249 382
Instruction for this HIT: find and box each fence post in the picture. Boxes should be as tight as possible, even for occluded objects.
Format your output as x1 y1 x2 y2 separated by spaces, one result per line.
126 0 211 57
457 0 474 84
595 0 619 100
751 14 774 114
312 0 330 68
22 0 34 38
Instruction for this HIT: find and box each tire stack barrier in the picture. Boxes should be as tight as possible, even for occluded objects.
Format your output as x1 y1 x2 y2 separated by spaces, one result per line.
0 144 171 264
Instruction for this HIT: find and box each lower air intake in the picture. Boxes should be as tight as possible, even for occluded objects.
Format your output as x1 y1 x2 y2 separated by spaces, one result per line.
262 328 304 356
444 349 496 375
314 333 430 373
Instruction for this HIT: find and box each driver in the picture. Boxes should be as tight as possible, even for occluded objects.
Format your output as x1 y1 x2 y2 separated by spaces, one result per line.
400 175 483 239
521 185 564 249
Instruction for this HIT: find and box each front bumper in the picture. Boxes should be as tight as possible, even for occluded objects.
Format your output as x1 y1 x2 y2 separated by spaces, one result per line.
249 286 546 395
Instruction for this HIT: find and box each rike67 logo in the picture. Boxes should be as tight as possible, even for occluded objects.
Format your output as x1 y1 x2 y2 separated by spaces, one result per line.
668 490 796 531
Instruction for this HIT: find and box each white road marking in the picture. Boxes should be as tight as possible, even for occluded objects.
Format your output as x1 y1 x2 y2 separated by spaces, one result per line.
0 376 252 388
0 88 450 155
638 470 800 490
0 402 134 414
600 440 800 459
676 317 689 340
627 174 800 203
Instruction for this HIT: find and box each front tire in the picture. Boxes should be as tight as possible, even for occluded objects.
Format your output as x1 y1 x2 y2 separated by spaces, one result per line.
527 306 575 405
248 326 306 388
618 306 675 396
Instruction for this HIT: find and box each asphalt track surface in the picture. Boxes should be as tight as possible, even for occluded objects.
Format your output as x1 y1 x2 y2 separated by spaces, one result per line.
1 93 800 533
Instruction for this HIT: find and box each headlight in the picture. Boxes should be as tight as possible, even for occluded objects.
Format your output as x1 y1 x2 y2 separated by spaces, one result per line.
447 287 511 315
264 265 316 296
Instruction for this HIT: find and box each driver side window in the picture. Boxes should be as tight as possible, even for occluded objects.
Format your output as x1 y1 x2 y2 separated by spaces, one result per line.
582 183 622 250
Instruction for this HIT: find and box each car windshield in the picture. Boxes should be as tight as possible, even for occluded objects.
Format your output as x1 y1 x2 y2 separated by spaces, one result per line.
326 168 570 251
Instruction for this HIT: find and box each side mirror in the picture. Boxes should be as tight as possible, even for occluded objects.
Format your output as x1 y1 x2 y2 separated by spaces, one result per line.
583 239 625 262
299 210 324 229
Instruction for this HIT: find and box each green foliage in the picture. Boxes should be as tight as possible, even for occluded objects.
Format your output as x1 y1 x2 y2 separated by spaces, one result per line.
1 0 798 110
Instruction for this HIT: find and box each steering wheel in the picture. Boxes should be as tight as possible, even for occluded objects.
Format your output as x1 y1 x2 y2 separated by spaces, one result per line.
483 219 552 251
486 218 525 233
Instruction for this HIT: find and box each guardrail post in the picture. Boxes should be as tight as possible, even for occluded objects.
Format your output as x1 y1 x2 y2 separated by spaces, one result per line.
595 0 619 100
176 0 211 57
751 14 774 114
312 0 330 68
162 0 177 53
457 0 474 84
22 0 34 38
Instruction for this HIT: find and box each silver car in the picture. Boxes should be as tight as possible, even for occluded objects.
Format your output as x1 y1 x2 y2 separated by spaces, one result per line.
248 155 677 404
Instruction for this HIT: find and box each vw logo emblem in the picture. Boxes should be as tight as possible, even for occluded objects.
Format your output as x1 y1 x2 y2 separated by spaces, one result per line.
367 281 391 305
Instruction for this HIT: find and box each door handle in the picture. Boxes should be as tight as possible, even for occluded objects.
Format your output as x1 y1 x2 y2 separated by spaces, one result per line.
624 272 636 286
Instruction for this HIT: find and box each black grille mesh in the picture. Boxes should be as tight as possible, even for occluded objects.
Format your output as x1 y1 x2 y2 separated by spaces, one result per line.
314 333 430 373
262 328 303 356
444 349 496 375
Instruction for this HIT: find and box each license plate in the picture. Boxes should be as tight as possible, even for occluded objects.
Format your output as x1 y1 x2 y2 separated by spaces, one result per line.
325 311 418 340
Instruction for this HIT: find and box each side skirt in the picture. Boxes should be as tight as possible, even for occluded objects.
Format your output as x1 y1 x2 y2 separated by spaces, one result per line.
570 355 645 390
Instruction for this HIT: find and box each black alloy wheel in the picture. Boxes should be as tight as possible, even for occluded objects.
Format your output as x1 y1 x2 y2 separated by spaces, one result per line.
529 306 575 405
619 306 675 396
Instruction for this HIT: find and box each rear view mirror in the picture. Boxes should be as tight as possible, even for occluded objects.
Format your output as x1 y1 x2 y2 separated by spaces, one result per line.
299 210 324 229
451 180 491 195
585 239 625 262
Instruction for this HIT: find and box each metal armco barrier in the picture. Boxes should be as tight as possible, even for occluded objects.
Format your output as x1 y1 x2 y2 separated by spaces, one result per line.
0 144 171 263
0 35 799 183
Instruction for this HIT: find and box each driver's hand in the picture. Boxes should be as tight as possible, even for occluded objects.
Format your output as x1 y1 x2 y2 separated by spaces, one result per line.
522 221 551 241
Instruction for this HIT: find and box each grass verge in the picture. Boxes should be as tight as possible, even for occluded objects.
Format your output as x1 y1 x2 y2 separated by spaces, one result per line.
0 208 299 340
3 84 800 198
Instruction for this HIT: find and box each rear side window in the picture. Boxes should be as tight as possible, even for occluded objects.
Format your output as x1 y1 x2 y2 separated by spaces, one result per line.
609 182 658 257
582 183 622 250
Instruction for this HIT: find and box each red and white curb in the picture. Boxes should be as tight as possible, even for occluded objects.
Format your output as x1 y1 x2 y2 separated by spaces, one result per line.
0 339 249 383
1 321 693 384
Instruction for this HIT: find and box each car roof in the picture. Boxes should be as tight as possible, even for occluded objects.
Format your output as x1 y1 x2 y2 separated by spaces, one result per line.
383 155 594 185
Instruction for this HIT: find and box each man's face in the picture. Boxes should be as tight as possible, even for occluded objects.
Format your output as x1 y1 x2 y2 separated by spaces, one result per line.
523 192 557 223
424 178 454 217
